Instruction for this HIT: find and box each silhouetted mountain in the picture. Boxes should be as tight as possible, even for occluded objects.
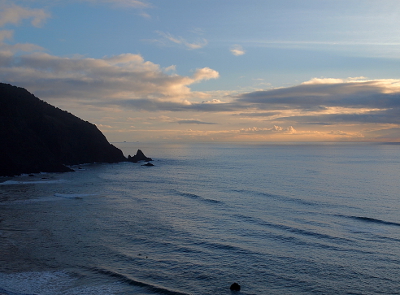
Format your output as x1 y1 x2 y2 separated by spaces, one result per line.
0 83 126 176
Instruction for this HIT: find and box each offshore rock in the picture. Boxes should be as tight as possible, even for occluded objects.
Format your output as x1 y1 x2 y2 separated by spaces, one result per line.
127 149 153 163
230 283 241 291
0 83 126 176
141 162 154 167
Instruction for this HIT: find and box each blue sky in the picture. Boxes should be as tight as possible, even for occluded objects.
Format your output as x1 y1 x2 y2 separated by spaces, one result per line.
1 0 400 142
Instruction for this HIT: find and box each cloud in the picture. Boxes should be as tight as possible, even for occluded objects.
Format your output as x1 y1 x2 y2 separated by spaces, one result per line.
301 77 368 85
235 77 400 125
0 41 44 53
278 109 400 125
109 97 239 112
163 65 176 72
238 77 400 112
109 0 150 7
239 125 296 134
236 112 279 117
192 67 219 81
0 51 219 106
0 3 48 53
81 0 150 8
230 44 245 56
102 78 400 127
155 31 208 50
0 4 50 27
6 54 398 132
176 119 216 125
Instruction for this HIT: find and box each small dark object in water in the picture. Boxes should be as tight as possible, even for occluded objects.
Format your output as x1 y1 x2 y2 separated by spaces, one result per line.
142 162 154 167
230 282 241 291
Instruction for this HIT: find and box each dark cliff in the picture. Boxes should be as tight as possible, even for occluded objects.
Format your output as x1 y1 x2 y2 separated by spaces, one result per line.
0 83 126 176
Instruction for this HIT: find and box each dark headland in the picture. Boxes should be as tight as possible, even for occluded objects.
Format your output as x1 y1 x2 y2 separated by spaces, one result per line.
0 83 148 176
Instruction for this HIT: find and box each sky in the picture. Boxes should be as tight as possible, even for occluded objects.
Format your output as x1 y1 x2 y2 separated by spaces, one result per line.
1 0 400 142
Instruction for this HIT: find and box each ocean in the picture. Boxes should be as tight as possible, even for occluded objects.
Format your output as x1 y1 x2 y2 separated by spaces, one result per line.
1 142 400 295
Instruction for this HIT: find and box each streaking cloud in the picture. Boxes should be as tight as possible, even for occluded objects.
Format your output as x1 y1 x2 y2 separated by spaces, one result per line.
155 31 208 50
177 119 216 125
82 0 150 8
230 44 245 56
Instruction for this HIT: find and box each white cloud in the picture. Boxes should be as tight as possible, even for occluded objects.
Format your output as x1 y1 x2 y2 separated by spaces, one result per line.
111 0 149 7
163 65 176 72
192 67 219 82
82 0 150 8
230 44 245 56
0 4 50 27
0 3 48 53
0 51 219 105
202 99 222 104
286 126 296 134
0 29 44 53
155 31 208 50
240 125 296 134
301 77 369 85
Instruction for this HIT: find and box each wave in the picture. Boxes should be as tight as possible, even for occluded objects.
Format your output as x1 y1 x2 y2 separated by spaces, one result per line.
0 193 91 205
54 193 94 199
89 267 190 295
0 271 124 295
232 189 319 207
174 190 224 205
233 213 352 244
0 287 37 295
0 179 66 186
339 215 400 227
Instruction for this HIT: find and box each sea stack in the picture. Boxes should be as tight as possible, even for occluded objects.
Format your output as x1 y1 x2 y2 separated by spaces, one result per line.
127 149 153 163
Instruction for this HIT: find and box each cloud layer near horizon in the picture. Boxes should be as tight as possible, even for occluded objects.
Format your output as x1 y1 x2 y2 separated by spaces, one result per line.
236 78 400 126
1 41 400 140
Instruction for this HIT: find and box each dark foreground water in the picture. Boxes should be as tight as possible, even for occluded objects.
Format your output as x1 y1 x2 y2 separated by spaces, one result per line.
1 142 400 295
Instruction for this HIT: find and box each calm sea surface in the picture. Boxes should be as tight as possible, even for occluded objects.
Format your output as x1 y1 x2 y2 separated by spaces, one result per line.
1 142 400 295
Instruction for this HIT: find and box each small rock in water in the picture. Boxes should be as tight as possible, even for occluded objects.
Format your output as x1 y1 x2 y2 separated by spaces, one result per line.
230 282 241 291
141 162 154 167
127 149 153 163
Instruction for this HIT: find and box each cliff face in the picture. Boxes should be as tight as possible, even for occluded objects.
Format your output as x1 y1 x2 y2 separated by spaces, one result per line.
0 83 126 176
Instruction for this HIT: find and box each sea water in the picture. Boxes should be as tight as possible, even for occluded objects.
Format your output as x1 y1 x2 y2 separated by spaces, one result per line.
1 142 400 295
